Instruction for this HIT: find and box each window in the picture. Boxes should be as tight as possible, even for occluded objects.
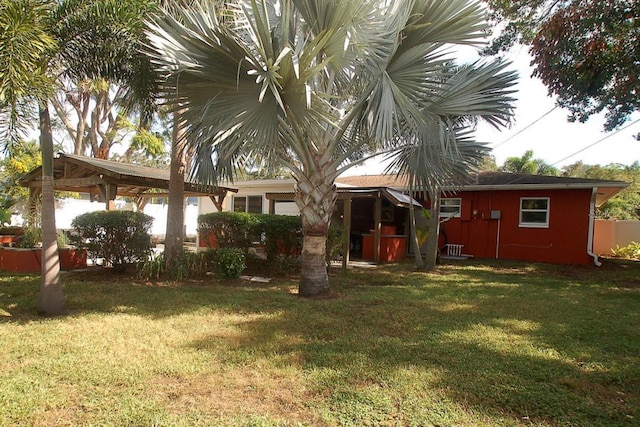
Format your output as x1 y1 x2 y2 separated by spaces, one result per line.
520 198 549 228
439 198 462 218
233 195 263 213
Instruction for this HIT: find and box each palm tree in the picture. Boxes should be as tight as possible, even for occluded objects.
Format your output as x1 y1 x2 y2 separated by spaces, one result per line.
146 0 517 296
0 0 66 315
501 149 559 175
0 0 159 315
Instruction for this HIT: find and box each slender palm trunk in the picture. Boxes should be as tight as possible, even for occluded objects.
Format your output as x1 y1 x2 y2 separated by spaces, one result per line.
37 104 67 316
295 173 337 297
424 194 441 271
408 183 425 269
164 111 186 269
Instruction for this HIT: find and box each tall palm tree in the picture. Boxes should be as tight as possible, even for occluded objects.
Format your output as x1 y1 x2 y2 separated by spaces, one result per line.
146 0 517 296
0 0 66 315
0 0 158 315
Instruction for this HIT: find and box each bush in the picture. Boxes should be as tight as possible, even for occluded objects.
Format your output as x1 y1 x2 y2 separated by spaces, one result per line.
261 214 302 261
198 212 263 249
71 210 153 272
213 247 246 279
198 211 303 259
611 241 640 259
138 250 215 280
326 222 343 269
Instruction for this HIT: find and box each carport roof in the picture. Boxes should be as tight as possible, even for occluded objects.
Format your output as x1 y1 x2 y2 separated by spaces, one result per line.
19 153 237 198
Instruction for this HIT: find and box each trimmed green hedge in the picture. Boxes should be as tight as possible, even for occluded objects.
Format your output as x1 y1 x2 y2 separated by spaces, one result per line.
71 210 153 272
198 212 302 261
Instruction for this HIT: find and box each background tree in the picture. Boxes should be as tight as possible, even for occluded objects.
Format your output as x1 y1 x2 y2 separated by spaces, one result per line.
484 0 640 131
388 125 492 270
0 0 159 315
562 161 640 219
0 139 41 212
147 0 517 295
0 0 66 315
500 149 559 175
51 0 159 160
478 153 499 171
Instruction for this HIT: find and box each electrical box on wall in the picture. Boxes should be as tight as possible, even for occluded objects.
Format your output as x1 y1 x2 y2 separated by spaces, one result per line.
490 210 501 219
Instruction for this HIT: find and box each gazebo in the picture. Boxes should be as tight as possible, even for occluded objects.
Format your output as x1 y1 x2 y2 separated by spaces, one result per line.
19 153 237 212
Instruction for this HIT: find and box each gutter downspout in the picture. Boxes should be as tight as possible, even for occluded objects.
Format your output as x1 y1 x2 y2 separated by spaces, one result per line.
587 187 602 267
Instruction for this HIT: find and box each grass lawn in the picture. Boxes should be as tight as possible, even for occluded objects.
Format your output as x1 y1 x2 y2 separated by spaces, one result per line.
1 259 639 426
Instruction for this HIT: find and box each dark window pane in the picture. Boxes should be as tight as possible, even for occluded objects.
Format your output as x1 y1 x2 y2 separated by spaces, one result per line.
247 196 262 213
521 199 548 210
234 197 246 212
521 211 547 223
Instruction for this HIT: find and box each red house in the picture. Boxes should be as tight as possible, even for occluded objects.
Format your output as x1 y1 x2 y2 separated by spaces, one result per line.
336 172 629 266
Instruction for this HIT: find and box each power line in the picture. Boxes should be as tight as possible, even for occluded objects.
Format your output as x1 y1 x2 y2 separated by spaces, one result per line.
491 106 558 149
550 118 640 167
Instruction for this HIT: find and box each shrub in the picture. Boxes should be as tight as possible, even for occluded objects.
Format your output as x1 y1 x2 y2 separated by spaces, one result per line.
198 212 263 249
167 250 215 280
213 247 246 279
611 241 640 259
326 222 343 269
71 210 153 272
138 251 165 279
139 250 215 280
261 214 302 261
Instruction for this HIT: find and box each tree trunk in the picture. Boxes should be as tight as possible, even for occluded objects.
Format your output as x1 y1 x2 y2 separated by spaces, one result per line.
37 104 67 316
294 173 337 297
424 193 441 271
164 111 186 268
408 183 425 269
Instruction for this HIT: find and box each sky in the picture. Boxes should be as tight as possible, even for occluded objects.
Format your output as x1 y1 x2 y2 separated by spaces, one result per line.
346 45 640 176
475 46 640 169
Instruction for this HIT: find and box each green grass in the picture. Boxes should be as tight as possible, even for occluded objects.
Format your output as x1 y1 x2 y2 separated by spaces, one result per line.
1 259 639 426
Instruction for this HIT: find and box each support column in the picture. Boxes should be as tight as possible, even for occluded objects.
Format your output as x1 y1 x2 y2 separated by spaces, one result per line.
342 197 352 271
374 193 382 263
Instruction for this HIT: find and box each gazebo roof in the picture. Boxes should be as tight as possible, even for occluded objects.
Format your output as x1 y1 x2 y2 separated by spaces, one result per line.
19 153 237 200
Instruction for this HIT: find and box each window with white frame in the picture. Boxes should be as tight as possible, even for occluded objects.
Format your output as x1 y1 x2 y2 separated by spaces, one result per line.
519 197 549 227
439 198 462 218
233 195 263 213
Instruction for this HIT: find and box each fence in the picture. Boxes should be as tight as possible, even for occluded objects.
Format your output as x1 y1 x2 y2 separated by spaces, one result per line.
593 220 640 256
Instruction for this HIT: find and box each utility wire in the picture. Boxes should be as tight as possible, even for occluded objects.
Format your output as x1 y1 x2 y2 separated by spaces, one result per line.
550 118 640 167
491 106 558 149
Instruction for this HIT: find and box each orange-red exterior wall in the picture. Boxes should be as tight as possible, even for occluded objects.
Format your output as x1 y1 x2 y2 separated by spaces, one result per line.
437 189 593 265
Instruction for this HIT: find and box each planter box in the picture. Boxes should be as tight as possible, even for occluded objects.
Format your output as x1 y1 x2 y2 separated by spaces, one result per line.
59 247 87 270
198 231 219 249
0 247 87 273
0 235 18 246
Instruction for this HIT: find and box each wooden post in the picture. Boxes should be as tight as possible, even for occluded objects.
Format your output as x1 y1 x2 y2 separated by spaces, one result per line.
106 184 117 210
374 193 382 263
269 199 276 215
342 197 352 271
28 187 40 226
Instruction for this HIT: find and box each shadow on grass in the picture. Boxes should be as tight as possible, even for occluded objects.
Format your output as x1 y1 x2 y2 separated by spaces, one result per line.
1 260 639 425
181 260 640 426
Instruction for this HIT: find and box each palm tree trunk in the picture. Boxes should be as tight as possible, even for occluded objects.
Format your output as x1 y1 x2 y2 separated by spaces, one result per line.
37 104 67 316
295 174 337 297
408 183 425 269
424 194 441 271
164 111 186 269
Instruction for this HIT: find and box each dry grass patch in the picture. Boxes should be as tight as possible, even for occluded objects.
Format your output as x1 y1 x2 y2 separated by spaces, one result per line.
150 367 320 425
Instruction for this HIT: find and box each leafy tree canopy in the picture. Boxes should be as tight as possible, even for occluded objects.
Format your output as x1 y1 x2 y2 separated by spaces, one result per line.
484 0 640 131
0 139 42 209
562 160 640 219
500 149 559 175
